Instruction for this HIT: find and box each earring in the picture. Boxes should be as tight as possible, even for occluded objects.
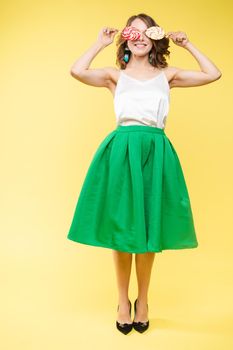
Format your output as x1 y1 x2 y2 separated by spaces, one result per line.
123 47 130 63
148 52 153 64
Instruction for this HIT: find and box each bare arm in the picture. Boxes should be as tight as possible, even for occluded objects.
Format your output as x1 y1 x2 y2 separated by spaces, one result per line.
70 27 118 87
166 31 222 88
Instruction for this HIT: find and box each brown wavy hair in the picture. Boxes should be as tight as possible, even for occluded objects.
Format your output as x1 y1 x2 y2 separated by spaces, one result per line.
115 13 170 69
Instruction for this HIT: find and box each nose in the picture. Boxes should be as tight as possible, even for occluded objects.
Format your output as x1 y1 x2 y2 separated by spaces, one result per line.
138 30 146 41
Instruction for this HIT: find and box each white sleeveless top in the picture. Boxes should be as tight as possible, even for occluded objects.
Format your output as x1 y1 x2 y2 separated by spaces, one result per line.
113 70 170 129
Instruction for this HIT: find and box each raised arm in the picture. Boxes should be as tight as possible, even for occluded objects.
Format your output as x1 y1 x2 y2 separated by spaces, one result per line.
166 31 222 88
70 27 118 87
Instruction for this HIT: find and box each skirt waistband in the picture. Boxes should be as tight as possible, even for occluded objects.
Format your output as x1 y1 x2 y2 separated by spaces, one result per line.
115 125 165 134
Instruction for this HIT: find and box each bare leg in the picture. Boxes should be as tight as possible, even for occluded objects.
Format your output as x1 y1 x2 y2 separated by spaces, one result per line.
134 252 155 322
112 250 133 323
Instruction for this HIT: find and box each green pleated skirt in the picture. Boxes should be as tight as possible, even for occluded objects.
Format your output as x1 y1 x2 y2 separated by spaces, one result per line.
67 125 198 253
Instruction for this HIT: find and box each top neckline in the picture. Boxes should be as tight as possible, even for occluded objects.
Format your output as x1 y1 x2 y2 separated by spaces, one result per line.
120 70 164 83
113 69 170 99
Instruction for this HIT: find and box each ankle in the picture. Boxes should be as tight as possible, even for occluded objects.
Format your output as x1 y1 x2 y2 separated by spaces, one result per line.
118 297 130 306
136 297 148 305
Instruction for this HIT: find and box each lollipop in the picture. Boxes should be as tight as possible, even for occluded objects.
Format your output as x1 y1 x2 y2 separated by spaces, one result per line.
145 26 166 40
121 26 142 40
121 25 167 41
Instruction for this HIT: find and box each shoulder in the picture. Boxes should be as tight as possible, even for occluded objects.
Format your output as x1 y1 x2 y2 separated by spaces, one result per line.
162 66 183 87
162 65 180 74
103 66 120 82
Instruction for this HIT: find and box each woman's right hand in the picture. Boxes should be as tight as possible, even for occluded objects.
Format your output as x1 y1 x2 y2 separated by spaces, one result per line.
97 27 119 47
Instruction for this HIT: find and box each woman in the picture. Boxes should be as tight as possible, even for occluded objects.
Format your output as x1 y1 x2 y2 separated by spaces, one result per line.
67 13 221 334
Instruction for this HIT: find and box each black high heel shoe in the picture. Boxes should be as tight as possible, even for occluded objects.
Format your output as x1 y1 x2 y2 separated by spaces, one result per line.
116 299 133 335
133 298 149 333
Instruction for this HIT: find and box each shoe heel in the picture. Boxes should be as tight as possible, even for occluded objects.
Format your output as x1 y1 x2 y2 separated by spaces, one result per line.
133 298 149 333
116 299 133 335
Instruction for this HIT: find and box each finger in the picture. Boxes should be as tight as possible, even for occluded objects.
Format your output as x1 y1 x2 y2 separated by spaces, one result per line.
104 27 110 33
107 28 115 34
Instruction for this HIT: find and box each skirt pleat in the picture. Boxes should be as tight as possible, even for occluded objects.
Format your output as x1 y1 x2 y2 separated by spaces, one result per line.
67 125 198 253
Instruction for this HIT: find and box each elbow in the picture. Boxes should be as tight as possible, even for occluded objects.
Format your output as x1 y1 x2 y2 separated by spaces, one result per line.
212 71 222 81
70 69 87 79
70 69 78 78
207 72 222 83
70 69 83 81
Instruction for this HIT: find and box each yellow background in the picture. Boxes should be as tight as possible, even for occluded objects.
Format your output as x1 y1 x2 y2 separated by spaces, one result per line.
1 1 233 349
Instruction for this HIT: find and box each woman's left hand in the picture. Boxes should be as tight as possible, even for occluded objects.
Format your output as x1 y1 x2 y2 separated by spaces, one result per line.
166 31 189 48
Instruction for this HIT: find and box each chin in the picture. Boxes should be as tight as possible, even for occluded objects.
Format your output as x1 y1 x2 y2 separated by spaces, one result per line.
132 52 150 57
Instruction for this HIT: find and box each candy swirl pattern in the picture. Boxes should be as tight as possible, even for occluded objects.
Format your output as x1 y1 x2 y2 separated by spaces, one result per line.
121 25 166 41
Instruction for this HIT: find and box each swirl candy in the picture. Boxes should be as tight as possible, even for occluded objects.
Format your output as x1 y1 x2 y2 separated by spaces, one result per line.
145 26 166 40
121 26 142 40
121 25 167 41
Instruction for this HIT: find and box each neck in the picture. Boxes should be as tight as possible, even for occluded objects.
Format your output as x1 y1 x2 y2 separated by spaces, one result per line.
126 54 151 70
